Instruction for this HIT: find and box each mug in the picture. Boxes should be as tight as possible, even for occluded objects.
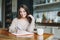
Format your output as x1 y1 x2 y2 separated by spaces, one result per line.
37 28 44 35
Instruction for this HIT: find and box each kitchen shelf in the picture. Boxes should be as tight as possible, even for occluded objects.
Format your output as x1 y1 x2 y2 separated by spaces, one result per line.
34 8 60 12
33 2 60 7
33 0 60 26
36 22 60 26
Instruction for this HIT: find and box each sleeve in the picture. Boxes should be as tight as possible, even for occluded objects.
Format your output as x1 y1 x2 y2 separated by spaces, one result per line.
27 17 35 33
9 18 17 33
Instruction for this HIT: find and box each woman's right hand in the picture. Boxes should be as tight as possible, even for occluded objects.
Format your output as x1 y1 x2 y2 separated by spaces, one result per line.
28 15 35 21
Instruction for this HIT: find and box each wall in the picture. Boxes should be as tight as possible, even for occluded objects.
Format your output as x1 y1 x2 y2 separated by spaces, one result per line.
12 0 17 12
12 0 17 18
0 0 2 21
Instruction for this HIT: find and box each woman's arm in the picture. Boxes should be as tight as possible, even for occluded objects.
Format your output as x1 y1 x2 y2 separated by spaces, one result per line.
27 15 35 33
9 18 17 33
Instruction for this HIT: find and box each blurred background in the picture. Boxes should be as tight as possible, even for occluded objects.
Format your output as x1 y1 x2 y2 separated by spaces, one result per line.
0 0 60 40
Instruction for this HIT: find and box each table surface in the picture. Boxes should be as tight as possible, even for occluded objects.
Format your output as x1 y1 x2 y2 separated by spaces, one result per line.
0 29 53 40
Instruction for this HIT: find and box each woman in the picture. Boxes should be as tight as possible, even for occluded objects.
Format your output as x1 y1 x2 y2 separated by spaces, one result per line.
9 4 35 33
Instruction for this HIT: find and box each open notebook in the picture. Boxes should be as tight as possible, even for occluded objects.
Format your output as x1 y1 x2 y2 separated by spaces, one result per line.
12 31 34 37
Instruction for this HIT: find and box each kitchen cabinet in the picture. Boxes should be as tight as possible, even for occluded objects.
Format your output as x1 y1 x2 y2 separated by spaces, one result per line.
33 0 60 26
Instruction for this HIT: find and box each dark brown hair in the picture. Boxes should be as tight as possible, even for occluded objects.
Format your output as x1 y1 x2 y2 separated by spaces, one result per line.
57 11 60 16
17 4 32 23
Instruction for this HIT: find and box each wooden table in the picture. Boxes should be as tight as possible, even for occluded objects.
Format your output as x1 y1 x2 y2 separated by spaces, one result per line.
0 29 53 40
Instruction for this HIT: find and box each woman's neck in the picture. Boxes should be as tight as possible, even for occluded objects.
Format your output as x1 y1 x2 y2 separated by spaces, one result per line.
19 17 27 20
21 17 26 19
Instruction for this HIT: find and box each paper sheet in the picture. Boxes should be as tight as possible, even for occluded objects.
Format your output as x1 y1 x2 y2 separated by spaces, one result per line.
12 31 33 37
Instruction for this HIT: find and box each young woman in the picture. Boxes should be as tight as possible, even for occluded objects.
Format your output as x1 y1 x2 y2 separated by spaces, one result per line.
9 4 35 33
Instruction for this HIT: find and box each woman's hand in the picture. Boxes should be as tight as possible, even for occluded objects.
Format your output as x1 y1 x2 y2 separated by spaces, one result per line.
28 15 35 21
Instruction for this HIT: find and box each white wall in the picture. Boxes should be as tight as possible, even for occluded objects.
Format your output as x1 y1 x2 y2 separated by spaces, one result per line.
53 27 60 38
0 0 2 21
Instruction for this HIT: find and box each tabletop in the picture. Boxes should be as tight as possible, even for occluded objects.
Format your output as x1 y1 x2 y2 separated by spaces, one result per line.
0 29 53 40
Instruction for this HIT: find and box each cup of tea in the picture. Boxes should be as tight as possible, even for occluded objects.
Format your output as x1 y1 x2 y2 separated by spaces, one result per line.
37 28 44 35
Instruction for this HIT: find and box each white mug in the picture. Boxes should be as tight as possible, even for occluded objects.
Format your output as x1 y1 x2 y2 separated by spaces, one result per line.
38 35 43 40
37 28 44 35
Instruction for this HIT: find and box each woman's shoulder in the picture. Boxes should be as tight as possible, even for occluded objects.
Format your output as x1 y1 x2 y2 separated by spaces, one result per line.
13 18 18 21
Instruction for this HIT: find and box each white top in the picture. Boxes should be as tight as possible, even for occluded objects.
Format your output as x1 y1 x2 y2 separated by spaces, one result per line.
9 17 35 33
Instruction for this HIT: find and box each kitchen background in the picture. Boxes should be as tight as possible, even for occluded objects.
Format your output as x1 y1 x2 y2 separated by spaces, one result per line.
33 0 60 23
0 0 60 40
33 0 60 39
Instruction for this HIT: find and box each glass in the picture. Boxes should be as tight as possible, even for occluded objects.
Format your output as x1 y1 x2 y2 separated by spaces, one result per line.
38 36 43 40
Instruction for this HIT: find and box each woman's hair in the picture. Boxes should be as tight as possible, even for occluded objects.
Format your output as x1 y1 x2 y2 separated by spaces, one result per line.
57 11 60 16
17 4 32 23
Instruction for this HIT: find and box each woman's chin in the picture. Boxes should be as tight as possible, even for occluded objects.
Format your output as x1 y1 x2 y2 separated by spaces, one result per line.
22 17 26 18
22 16 26 17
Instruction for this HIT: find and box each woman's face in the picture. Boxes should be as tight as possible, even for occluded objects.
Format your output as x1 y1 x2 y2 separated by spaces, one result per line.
19 7 27 18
